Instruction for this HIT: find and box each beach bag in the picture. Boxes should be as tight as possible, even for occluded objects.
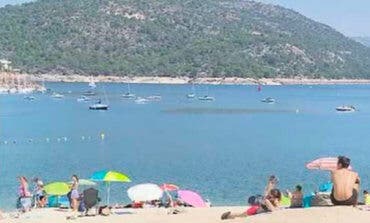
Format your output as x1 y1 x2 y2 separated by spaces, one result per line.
311 193 332 206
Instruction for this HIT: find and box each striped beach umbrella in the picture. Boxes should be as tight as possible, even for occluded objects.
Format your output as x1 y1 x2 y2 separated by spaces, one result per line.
306 157 352 171
91 170 131 204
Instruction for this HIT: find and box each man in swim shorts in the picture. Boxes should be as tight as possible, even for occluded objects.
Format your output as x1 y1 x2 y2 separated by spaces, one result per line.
330 156 360 206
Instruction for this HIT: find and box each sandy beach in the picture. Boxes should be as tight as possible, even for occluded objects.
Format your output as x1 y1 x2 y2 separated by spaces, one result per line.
3 206 370 223
28 73 370 85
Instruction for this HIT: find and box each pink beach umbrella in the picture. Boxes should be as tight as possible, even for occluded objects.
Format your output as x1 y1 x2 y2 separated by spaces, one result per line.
306 157 352 171
177 190 206 208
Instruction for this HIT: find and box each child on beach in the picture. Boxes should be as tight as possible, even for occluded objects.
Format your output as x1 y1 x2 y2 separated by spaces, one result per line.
288 185 303 208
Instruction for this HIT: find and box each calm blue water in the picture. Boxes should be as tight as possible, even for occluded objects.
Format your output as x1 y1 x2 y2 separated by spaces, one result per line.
1 83 370 210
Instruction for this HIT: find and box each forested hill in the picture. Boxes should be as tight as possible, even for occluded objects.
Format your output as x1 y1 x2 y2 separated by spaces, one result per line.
1 0 370 78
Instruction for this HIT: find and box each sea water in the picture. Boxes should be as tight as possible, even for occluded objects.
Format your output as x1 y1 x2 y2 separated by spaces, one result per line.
1 83 370 210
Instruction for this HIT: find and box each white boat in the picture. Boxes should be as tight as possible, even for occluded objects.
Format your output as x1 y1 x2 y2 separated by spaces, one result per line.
261 97 276 104
89 100 108 110
198 95 215 101
77 96 91 102
89 103 108 110
135 97 150 104
82 90 96 96
88 76 96 89
147 95 162 101
186 93 196 99
186 83 196 98
198 86 214 101
336 105 356 112
122 83 136 99
51 93 64 99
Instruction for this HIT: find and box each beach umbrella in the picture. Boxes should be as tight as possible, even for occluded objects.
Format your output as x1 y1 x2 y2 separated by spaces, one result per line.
177 190 206 208
44 182 70 196
306 157 352 171
90 170 131 204
127 183 163 202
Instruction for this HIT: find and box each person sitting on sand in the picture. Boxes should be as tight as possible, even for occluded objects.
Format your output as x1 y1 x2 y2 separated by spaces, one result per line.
221 188 282 220
288 185 303 208
364 190 370 205
33 178 46 208
330 156 360 206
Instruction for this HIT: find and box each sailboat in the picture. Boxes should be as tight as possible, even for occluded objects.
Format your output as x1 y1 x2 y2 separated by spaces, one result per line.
89 99 109 110
122 83 136 99
198 86 215 101
89 85 109 110
88 76 96 89
186 83 196 98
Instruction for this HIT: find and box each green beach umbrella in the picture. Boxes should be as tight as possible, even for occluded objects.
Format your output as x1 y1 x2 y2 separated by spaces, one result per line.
44 182 70 196
90 170 131 204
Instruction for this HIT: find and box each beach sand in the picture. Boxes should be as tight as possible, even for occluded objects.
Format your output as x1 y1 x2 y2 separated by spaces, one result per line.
3 206 370 223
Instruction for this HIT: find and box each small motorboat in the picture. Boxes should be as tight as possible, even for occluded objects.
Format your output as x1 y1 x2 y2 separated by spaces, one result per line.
122 92 136 99
147 95 162 101
198 95 215 101
82 90 96 96
186 93 196 99
51 93 64 99
336 105 356 112
135 97 150 104
24 96 36 101
77 96 91 102
261 97 276 104
89 100 108 110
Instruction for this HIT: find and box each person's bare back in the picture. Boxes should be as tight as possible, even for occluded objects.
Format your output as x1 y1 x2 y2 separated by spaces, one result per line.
332 169 359 201
330 156 360 206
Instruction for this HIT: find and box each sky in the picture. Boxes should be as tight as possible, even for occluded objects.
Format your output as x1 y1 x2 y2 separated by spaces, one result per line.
1 0 370 36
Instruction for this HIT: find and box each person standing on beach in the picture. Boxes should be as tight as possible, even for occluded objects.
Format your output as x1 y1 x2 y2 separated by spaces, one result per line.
68 175 79 220
330 156 360 206
18 176 32 212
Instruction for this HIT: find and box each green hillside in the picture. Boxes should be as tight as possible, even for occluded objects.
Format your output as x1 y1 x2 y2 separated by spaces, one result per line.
1 0 370 78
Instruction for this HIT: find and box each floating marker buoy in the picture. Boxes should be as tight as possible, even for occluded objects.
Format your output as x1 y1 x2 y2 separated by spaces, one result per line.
101 133 105 140
63 137 67 142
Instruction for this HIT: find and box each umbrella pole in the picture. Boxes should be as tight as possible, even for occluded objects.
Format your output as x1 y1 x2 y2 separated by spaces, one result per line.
107 182 111 205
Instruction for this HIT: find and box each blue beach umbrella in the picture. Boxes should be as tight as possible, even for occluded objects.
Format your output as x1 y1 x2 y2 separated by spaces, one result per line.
90 170 131 204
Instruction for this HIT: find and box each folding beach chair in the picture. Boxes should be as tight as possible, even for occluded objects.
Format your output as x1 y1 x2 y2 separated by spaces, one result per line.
81 188 100 216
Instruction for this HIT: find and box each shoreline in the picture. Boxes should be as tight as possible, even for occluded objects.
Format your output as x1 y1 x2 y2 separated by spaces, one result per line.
4 206 370 223
29 74 370 85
